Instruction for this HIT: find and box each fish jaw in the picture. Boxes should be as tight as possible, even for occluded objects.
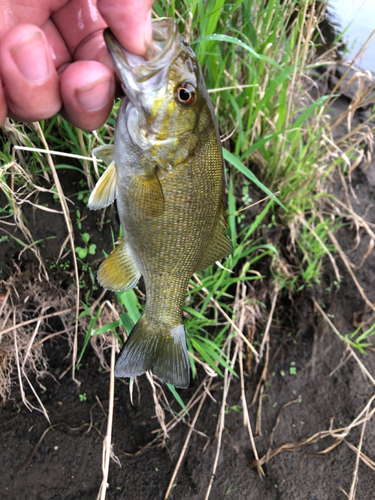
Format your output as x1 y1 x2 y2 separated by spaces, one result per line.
104 19 202 166
103 20 179 109
104 21 182 153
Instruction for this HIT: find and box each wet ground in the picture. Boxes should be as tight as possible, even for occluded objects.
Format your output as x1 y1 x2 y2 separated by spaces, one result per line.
1 95 375 499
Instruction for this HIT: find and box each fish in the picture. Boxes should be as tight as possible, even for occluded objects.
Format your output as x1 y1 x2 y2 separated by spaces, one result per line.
88 19 232 388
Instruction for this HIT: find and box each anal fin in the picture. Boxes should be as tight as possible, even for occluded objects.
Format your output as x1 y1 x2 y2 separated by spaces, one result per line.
98 238 141 291
88 161 117 210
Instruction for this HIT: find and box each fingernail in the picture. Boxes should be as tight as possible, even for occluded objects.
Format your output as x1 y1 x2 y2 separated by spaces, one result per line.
76 77 113 112
10 31 50 83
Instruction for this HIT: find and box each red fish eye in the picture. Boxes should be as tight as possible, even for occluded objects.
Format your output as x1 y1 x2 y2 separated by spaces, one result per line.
176 83 196 105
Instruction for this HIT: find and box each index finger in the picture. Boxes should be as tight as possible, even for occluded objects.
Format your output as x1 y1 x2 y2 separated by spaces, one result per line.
97 0 153 56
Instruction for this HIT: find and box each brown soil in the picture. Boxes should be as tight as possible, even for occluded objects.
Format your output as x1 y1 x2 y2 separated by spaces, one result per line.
1 96 375 500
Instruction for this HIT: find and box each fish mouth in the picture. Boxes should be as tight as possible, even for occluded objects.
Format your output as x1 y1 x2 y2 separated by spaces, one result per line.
104 19 180 99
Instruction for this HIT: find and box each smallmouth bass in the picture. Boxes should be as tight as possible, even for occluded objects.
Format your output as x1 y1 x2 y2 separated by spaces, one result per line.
89 19 232 388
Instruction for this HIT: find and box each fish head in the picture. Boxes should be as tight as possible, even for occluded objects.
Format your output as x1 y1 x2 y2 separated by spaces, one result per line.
104 19 214 171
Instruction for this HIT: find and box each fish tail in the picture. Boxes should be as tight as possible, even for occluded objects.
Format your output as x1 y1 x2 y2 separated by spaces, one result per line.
114 314 190 388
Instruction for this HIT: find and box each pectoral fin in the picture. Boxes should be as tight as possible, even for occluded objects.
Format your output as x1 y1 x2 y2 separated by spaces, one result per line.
88 161 117 210
130 171 164 217
98 238 141 291
92 145 115 162
196 207 233 271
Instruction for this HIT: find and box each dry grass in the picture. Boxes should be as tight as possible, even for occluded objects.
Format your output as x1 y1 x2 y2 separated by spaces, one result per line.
0 5 375 500
96 337 118 500
0 268 76 408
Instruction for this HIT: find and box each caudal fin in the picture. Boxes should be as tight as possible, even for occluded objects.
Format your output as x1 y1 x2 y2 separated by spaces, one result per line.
114 315 190 389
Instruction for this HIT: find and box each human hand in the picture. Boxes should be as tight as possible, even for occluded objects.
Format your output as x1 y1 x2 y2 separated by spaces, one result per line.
0 0 154 130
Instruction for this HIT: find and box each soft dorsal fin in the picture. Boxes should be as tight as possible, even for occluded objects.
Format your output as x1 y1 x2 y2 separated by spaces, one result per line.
92 144 115 162
130 170 165 217
98 238 141 292
196 207 233 271
88 161 117 210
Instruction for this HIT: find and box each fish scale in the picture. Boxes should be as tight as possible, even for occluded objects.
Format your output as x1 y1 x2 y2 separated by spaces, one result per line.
125 133 222 320
88 19 232 388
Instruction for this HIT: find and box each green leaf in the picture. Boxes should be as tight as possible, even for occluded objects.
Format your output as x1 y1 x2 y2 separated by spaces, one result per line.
88 244 96 255
192 338 224 377
82 233 90 244
191 34 281 68
167 384 189 416
92 320 120 336
223 148 285 210
119 313 135 336
76 247 87 259
76 302 102 366
118 289 142 324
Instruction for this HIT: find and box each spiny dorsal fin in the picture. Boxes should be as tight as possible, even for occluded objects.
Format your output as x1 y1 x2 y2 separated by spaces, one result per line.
130 171 164 217
98 238 141 291
196 210 233 271
88 161 117 210
92 144 115 163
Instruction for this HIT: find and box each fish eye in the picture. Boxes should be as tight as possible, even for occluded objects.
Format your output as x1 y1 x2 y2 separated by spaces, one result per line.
176 83 196 105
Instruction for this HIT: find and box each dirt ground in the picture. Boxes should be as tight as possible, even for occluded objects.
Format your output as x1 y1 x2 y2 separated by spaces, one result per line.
1 95 375 500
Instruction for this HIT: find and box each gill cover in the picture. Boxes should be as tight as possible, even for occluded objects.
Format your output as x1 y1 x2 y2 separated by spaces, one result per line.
103 19 203 167
103 21 180 152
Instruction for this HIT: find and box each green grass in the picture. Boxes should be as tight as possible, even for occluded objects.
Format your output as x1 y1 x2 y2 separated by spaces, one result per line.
2 0 375 386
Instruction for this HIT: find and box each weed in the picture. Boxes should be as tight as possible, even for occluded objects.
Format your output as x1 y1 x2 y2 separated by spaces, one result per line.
289 362 297 375
226 484 236 495
75 233 96 260
1 7 375 495
75 209 83 230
